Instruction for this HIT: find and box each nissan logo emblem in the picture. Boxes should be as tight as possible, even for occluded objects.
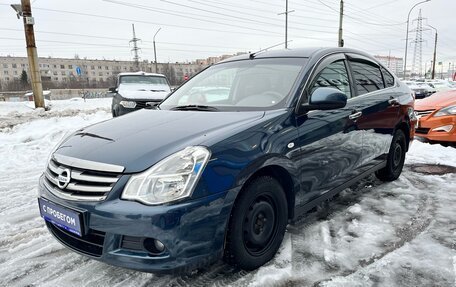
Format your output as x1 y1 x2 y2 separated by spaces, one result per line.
57 168 71 189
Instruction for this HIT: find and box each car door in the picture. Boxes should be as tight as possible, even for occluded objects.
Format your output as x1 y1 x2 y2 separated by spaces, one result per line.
292 54 365 208
345 54 400 169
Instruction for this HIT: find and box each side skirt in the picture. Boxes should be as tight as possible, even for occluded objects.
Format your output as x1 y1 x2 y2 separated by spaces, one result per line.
292 161 387 222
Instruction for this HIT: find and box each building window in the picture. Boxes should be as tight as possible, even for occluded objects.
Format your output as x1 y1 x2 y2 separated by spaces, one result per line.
53 64 57 68
91 65 95 69
98 66 102 69
3 71 8 75
60 65 65 69
61 71 65 75
5 77 9 81
54 77 59 81
105 66 109 70
99 72 103 76
12 64 17 68
14 71 18 75
92 71 95 75
53 71 58 75
2 64 7 68
68 65 73 69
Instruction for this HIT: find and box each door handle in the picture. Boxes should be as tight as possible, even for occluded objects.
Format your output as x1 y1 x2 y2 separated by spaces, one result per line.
349 111 362 120
388 98 400 106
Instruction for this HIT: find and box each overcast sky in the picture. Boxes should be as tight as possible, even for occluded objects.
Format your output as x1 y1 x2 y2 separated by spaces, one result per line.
0 0 455 70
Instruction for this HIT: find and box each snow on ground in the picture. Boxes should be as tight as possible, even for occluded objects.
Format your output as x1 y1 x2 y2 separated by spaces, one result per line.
0 99 456 287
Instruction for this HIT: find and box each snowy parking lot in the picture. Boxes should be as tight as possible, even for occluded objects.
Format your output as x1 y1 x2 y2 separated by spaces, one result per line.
1 99 455 287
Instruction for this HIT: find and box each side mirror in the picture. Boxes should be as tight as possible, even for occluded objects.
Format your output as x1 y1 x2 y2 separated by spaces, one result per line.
108 87 117 93
306 87 347 110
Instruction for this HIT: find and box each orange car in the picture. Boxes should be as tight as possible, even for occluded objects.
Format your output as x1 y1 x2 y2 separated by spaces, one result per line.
415 90 456 142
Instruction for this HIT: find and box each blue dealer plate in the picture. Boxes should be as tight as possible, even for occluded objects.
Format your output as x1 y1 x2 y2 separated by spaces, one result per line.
38 198 83 236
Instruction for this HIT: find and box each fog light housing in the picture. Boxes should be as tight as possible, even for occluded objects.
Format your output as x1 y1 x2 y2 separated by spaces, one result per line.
143 238 165 254
432 125 453 132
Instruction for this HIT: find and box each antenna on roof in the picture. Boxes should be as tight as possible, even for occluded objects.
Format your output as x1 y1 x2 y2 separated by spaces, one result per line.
249 40 293 59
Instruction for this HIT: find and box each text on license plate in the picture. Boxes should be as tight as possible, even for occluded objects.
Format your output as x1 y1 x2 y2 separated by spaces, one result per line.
38 198 82 236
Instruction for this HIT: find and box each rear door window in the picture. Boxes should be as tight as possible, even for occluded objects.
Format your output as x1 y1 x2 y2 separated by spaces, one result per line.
381 67 395 88
349 60 384 95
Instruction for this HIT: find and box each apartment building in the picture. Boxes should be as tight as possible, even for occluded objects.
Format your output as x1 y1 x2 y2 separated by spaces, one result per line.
0 56 217 87
374 55 404 77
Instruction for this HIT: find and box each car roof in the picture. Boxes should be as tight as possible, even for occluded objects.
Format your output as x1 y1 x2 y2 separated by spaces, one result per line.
118 71 166 77
219 47 378 63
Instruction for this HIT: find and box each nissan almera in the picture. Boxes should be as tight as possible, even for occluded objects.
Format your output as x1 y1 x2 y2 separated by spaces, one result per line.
38 47 415 272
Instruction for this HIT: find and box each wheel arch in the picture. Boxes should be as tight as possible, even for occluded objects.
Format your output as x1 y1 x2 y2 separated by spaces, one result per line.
235 159 300 221
395 119 411 151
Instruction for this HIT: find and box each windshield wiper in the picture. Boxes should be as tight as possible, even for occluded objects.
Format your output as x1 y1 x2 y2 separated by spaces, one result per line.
170 105 219 111
136 89 166 92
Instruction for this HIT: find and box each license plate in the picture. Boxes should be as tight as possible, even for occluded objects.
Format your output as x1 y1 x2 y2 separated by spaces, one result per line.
38 198 83 236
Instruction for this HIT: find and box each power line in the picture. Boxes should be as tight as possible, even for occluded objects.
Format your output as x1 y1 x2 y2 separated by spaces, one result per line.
18 5 281 37
106 0 338 34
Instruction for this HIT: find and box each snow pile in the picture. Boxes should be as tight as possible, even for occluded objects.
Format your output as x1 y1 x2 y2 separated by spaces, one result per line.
0 100 455 286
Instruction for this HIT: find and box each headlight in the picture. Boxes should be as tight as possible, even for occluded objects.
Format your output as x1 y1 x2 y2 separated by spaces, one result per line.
434 105 456 117
122 146 211 205
119 100 136 108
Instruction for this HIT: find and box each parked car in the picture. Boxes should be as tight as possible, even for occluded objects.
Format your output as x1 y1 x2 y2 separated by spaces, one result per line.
426 80 456 92
415 90 456 142
110 72 171 117
404 81 430 99
38 47 415 273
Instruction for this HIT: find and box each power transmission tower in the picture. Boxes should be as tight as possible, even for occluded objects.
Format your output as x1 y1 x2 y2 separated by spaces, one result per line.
411 9 425 77
130 24 141 71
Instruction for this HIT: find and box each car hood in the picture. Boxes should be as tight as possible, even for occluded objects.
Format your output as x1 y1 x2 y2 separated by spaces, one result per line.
118 84 170 100
54 109 265 173
415 90 456 110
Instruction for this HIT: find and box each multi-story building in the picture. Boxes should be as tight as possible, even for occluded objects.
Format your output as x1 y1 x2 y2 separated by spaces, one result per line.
0 52 245 90
374 55 404 77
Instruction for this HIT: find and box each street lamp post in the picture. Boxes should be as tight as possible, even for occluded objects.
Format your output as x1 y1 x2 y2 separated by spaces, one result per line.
403 0 431 79
153 28 161 74
427 24 437 79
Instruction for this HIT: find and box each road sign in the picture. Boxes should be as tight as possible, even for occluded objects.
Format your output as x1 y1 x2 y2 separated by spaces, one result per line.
76 66 82 76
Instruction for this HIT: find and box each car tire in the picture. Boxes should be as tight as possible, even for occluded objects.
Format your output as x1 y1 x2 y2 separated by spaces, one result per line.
224 176 288 270
375 129 407 182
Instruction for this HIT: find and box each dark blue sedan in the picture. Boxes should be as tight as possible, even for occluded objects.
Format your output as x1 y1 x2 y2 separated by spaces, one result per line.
38 47 416 272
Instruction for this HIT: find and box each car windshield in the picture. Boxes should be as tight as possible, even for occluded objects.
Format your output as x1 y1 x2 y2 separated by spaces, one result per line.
159 58 306 111
119 75 168 85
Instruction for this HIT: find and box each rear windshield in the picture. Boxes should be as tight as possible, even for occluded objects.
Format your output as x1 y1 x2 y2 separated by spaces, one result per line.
119 75 168 85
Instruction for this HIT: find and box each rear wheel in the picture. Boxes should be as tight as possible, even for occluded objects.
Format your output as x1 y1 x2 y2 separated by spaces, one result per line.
224 176 288 270
375 129 407 181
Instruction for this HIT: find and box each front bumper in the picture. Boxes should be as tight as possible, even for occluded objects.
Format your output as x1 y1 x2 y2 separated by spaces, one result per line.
38 175 238 273
416 114 456 142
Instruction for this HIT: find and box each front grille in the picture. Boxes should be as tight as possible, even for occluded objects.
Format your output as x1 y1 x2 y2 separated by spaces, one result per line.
135 100 160 109
416 127 430 134
416 109 435 117
44 156 122 201
46 222 105 257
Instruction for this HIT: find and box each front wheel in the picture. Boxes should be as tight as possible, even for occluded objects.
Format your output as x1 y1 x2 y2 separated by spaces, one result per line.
375 129 407 181
224 176 288 270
